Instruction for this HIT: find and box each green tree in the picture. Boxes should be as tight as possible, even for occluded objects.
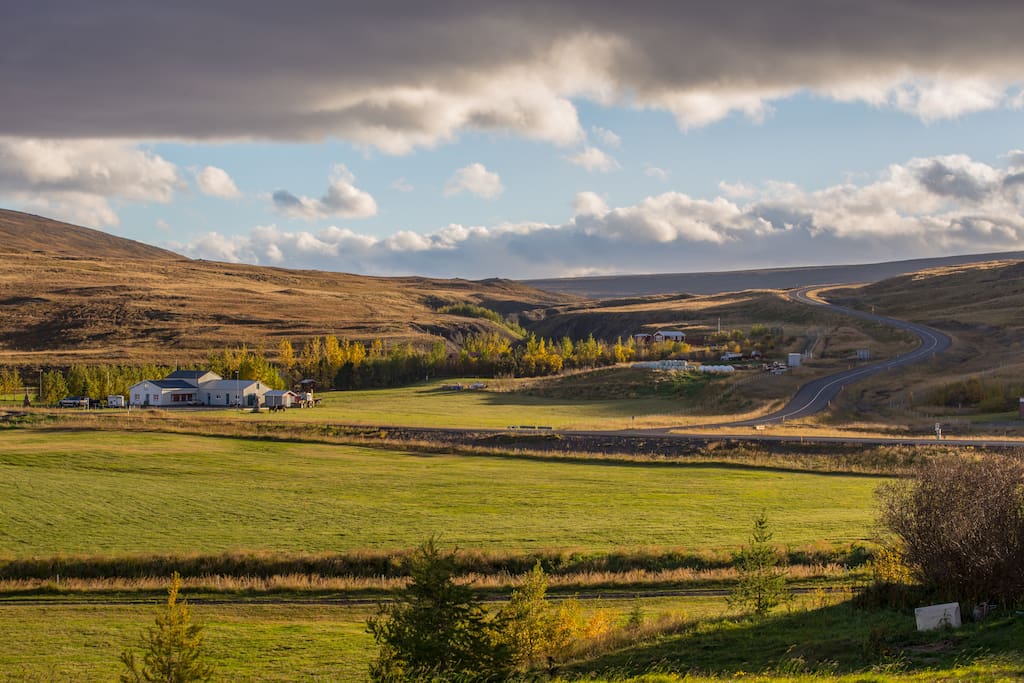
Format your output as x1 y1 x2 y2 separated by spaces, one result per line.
0 366 20 397
367 538 513 682
120 572 213 682
499 562 554 668
40 370 68 405
728 512 790 617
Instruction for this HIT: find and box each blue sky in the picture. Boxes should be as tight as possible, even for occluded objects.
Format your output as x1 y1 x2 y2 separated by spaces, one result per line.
2 2 1023 279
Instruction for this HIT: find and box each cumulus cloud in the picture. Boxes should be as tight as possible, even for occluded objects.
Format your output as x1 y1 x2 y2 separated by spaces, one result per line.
272 164 377 219
443 163 503 198
645 165 670 181
573 191 608 216
0 138 182 226
566 146 620 172
179 150 1024 279
194 165 241 198
4 3 1024 151
591 126 621 147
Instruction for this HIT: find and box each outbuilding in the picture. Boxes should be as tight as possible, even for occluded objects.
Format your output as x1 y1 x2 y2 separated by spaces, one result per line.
264 390 300 408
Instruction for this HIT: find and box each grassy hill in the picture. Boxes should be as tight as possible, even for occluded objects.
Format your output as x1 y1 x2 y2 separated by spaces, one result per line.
0 209 180 260
525 250 1024 297
822 259 1024 423
0 209 575 365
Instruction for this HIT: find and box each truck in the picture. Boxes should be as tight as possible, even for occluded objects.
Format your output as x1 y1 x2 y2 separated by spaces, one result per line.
720 351 743 361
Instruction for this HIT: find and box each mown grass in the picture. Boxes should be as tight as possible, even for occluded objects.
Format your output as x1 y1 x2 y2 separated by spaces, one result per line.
561 599 1024 682
0 594 729 682
0 601 375 682
243 376 704 429
0 430 884 557
4 591 1021 682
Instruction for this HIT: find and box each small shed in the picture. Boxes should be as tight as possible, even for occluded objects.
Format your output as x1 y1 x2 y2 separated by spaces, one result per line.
265 390 299 408
787 352 802 367
295 379 319 392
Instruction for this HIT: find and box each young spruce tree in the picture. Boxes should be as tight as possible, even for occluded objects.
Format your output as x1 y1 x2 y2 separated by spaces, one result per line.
120 572 213 683
728 511 791 618
367 538 514 682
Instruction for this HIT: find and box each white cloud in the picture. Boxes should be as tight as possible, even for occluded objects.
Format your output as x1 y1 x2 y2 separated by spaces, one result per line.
591 126 621 147
645 165 670 181
194 165 241 198
181 150 1024 278
566 146 620 172
391 178 414 192
443 163 504 198
273 164 377 219
0 138 182 226
573 191 608 216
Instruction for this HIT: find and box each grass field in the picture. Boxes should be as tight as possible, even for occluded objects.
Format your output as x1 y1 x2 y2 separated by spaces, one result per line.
176 373 788 430
0 430 884 557
3 592 1022 682
0 594 729 682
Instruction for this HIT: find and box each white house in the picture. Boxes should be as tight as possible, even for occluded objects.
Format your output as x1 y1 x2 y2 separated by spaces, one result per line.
128 370 271 408
634 330 686 344
128 378 207 407
654 330 686 342
200 379 270 407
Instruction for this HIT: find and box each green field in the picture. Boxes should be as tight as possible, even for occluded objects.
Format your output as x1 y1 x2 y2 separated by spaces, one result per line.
3 593 1022 682
0 594 729 682
218 377 709 429
0 430 884 557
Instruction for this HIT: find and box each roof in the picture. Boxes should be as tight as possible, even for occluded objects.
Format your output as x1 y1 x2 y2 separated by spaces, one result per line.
265 390 298 397
151 379 198 389
166 369 220 381
202 379 261 390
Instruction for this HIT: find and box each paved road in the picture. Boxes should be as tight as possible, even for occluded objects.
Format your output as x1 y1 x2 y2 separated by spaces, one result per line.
721 287 951 426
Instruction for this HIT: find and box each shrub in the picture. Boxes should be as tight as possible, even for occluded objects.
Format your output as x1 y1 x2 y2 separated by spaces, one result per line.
877 455 1024 605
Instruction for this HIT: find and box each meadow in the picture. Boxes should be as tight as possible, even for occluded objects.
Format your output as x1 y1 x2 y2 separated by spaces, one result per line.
3 590 1022 682
0 430 884 557
0 595 731 682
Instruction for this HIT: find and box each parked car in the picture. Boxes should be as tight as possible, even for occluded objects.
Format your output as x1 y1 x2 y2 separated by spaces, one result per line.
57 396 90 408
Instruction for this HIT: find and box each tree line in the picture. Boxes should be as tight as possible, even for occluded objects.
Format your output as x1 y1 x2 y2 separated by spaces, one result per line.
2 323 785 402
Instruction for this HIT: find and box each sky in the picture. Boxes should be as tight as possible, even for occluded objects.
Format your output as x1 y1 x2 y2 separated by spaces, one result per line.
2 1 1024 279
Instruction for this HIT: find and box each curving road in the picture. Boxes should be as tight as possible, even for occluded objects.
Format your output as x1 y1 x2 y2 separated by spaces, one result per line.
724 287 951 426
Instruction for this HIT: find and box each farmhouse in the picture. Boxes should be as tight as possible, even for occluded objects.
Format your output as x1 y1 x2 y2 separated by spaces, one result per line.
634 330 687 344
128 370 271 407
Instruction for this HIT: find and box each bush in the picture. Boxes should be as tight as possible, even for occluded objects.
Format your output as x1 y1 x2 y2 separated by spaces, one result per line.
877 455 1024 605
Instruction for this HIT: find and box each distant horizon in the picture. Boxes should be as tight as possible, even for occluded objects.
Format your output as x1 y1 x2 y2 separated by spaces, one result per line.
8 206 1023 292
2 3 1023 279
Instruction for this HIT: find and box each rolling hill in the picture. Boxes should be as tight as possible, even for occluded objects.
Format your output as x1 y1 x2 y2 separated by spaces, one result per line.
524 251 1024 298
0 209 180 260
0 209 575 366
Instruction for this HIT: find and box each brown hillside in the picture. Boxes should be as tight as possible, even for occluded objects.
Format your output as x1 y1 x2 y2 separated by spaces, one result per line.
0 209 180 260
0 212 576 366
